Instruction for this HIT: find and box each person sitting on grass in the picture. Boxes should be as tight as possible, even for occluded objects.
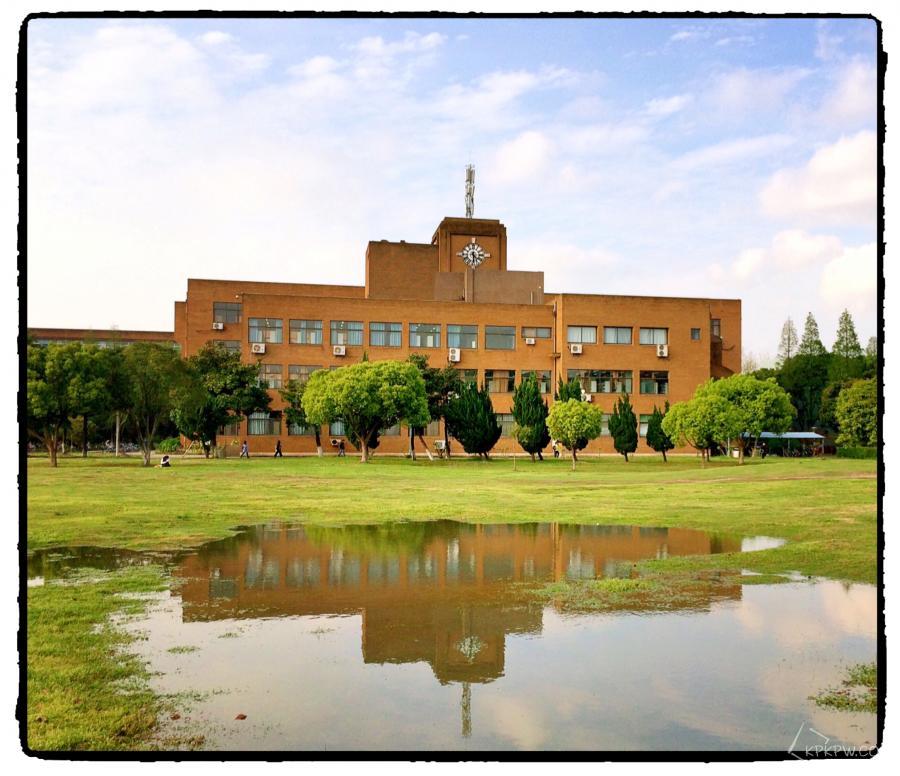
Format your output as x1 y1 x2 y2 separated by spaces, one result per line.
158 454 171 468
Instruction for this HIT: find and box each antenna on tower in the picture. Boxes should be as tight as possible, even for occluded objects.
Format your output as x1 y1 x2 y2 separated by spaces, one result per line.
465 164 475 219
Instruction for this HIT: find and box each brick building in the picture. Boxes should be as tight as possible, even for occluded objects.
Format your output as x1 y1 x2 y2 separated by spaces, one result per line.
174 215 740 455
27 327 174 347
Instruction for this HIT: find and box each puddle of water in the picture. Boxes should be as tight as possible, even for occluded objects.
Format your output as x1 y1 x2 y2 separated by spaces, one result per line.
32 523 877 752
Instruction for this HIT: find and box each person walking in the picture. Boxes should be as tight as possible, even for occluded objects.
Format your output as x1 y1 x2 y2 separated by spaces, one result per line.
274 440 283 458
338 439 346 457
240 440 250 459
552 440 560 459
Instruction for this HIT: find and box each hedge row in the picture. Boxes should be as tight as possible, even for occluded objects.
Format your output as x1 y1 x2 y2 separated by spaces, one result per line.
836 446 878 459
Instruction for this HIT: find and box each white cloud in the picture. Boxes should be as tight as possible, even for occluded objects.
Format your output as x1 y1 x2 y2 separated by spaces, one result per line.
715 35 754 47
759 131 876 225
644 94 692 117
671 134 794 172
354 31 446 58
732 248 767 280
491 131 553 184
815 21 844 61
288 55 340 79
198 31 233 46
708 67 812 118
769 229 843 269
818 59 876 127
669 30 701 43
819 242 877 310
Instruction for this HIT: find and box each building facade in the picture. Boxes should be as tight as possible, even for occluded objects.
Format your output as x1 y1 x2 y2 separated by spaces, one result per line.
28 327 174 348
175 216 741 455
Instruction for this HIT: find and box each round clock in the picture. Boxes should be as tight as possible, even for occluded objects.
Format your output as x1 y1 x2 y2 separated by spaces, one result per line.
457 238 491 268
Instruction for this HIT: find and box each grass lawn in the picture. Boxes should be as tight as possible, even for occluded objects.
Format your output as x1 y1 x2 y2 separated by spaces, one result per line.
24 453 879 751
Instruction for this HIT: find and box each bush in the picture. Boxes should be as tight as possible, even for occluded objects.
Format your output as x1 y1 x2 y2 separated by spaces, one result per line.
836 446 877 459
156 437 182 453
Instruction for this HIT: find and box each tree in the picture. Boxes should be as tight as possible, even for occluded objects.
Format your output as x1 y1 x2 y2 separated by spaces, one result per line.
172 343 271 458
798 313 827 356
776 317 799 366
26 343 81 467
555 376 584 402
835 379 877 447
608 392 638 462
68 344 111 458
123 343 191 466
407 353 462 460
302 360 429 462
777 354 830 430
512 374 551 461
696 375 795 463
443 382 502 459
866 336 877 358
646 402 674 462
662 395 742 463
833 309 863 359
279 379 323 456
100 346 134 457
546 399 603 469
742 351 760 374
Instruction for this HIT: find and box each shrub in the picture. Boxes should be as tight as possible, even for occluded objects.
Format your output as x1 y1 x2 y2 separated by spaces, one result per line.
836 446 877 459
156 437 182 453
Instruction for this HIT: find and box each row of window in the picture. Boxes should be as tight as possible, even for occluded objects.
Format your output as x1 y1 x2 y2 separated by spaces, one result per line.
255 363 668 396
230 412 659 438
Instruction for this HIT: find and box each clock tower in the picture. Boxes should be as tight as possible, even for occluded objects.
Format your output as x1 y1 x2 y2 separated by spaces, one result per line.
431 217 508 274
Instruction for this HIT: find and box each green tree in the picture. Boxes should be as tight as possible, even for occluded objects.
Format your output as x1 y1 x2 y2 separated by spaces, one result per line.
512 374 551 461
776 317 799 367
777 354 830 430
68 344 111 458
608 392 638 462
833 309 863 358
646 402 674 462
555 376 584 402
172 343 271 458
302 360 429 462
100 347 134 457
407 353 463 460
546 399 603 469
123 343 191 466
279 379 323 456
26 343 80 467
835 378 877 447
798 312 827 356
443 382 502 459
696 374 795 463
662 395 742 463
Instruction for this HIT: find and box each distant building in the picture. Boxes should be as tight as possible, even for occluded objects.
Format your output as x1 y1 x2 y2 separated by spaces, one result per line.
27 327 174 348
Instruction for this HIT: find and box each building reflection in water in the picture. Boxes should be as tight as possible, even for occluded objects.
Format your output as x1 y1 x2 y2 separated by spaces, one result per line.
175 522 743 738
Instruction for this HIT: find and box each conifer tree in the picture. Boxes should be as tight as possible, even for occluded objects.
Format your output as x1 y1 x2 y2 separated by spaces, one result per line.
608 391 638 462
555 376 584 402
776 317 799 366
646 402 675 462
833 309 863 358
512 374 550 461
798 312 827 356
444 382 502 459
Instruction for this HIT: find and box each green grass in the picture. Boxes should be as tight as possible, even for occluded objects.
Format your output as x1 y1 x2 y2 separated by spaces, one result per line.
811 662 878 713
24 453 878 749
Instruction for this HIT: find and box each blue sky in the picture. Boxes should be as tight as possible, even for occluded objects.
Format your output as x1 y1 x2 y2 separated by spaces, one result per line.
26 16 878 362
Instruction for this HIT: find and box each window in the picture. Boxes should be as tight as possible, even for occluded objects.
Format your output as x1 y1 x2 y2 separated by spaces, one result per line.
249 318 283 344
410 323 441 348
259 364 283 390
329 420 346 436
601 413 611 437
288 364 321 384
290 319 323 345
522 370 551 394
691 328 701 341
497 413 515 437
370 322 402 347
639 328 668 346
639 414 652 438
213 301 242 324
567 369 598 394
522 326 552 340
603 327 632 345
248 411 281 435
457 368 478 386
381 423 401 436
711 319 721 337
567 326 597 344
209 339 241 354
220 418 242 436
288 421 316 436
485 325 516 350
424 419 441 437
330 320 363 346
597 370 633 394
485 369 515 393
640 370 669 395
447 324 478 350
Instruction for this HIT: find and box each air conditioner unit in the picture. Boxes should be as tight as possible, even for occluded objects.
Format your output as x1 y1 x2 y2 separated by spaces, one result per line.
569 343 583 355
657 343 669 358
250 343 266 355
447 348 461 363
333 345 346 357
581 391 592 402
525 337 536 346
212 321 225 331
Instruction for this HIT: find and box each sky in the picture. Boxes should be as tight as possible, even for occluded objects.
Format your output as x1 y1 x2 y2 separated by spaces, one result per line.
25 15 878 364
